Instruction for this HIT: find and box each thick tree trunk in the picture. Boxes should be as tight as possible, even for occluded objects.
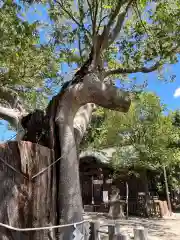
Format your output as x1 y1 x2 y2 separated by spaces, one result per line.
0 141 56 240
0 67 131 240
55 93 83 239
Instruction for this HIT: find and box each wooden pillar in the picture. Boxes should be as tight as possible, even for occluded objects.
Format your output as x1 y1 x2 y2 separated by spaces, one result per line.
126 182 129 219
90 221 100 240
115 222 120 234
108 225 115 240
115 233 129 240
91 176 94 204
134 226 148 240
163 165 172 215
114 223 129 240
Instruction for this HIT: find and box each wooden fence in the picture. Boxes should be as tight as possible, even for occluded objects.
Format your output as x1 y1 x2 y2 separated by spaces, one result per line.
90 221 148 240
0 219 147 240
0 141 148 239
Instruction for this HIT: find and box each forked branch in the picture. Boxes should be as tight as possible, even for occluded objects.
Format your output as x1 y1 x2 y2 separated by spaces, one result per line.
99 0 128 50
108 0 134 47
91 0 134 66
55 0 91 44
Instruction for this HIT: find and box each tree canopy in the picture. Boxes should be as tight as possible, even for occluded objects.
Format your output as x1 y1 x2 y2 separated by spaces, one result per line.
47 0 180 75
1 0 180 120
0 0 61 113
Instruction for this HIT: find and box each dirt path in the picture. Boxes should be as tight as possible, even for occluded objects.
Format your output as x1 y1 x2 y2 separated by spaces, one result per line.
84 213 180 239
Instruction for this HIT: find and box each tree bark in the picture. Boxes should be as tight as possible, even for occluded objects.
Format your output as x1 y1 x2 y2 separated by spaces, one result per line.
73 103 96 145
0 141 56 240
55 92 83 239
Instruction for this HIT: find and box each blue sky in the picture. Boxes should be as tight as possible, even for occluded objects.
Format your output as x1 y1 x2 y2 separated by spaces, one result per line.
0 2 180 141
133 62 180 112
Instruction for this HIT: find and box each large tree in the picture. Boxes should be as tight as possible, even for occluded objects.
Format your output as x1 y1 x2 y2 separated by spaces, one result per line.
1 0 180 239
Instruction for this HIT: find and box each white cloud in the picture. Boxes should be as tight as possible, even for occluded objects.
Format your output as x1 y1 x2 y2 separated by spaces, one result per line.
174 88 180 98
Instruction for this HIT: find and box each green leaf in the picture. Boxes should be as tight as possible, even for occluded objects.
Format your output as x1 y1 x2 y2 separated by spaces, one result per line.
103 5 112 9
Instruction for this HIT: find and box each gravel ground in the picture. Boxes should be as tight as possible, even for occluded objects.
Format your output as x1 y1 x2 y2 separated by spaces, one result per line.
84 212 180 239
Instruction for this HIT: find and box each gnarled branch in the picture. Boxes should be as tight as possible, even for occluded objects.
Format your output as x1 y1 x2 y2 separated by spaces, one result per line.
104 61 161 77
0 86 26 136
70 72 131 112
105 44 180 77
0 106 20 128
0 86 26 113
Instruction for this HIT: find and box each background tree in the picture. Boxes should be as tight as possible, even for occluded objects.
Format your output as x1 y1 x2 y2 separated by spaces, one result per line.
83 92 180 213
84 92 180 170
0 0 61 127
